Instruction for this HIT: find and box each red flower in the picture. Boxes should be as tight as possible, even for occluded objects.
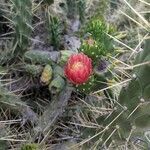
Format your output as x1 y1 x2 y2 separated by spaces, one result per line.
64 53 92 84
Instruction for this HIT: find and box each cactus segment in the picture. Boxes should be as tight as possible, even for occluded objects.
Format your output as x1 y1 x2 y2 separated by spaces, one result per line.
24 50 60 64
49 75 65 94
46 13 62 50
40 64 53 85
80 19 114 64
24 64 43 77
12 0 33 55
21 143 39 150
58 50 77 66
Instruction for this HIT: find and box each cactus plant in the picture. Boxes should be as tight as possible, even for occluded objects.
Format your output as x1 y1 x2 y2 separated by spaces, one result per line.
43 0 54 5
46 9 62 50
82 39 150 148
21 143 39 150
49 75 65 94
23 64 43 77
11 0 33 55
48 65 65 94
40 64 53 85
24 50 60 64
77 0 86 23
80 18 114 64
74 18 115 95
66 0 78 19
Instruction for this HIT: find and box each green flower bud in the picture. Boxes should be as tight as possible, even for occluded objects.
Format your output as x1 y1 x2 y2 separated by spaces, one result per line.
49 75 65 94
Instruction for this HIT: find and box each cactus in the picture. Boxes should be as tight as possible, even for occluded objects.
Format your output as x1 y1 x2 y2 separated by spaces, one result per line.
24 50 60 64
0 0 8 35
21 143 39 150
76 73 109 95
49 65 65 94
0 141 8 150
53 65 65 77
82 39 150 148
0 82 38 124
33 84 73 142
46 9 62 50
23 64 43 77
49 75 65 94
80 18 114 64
76 59 112 97
66 0 86 24
66 0 78 19
58 50 76 66
77 0 86 23
76 18 115 95
0 83 25 111
11 0 33 55
0 125 8 150
40 64 53 85
43 0 54 5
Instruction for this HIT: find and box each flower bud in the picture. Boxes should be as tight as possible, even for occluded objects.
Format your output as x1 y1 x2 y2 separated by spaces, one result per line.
49 75 65 94
40 65 53 85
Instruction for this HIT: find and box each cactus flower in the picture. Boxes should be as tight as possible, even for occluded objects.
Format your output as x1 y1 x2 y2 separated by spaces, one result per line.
64 53 92 84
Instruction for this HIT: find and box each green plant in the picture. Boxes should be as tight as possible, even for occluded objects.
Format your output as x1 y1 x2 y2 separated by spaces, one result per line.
21 143 39 150
46 8 62 50
43 0 54 5
11 0 33 55
80 18 114 64
0 126 8 150
77 0 86 23
24 50 58 64
82 39 150 148
66 0 77 19
23 64 43 77
77 18 114 94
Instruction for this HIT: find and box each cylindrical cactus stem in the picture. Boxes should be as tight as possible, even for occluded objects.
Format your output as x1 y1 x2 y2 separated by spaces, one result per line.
46 13 62 50
23 64 43 77
43 0 54 5
21 143 40 150
47 63 65 94
24 50 76 65
33 84 73 142
77 0 86 23
0 84 38 124
66 0 78 19
11 0 33 55
0 125 8 150
53 65 65 77
24 50 60 64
